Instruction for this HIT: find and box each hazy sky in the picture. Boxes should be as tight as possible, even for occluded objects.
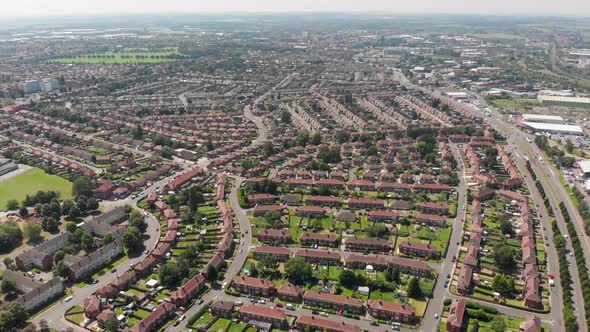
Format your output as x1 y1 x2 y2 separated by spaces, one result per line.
1 0 589 17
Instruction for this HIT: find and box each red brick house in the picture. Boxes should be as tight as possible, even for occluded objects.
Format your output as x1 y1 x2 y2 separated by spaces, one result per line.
457 265 474 295
247 193 277 205
413 213 448 227
294 315 360 332
399 241 438 259
345 254 388 270
232 276 275 296
388 257 431 277
257 229 292 244
345 237 391 252
295 205 327 217
277 284 302 302
171 274 206 306
211 300 235 318
303 291 364 314
367 210 401 223
446 299 466 332
367 300 416 323
252 246 292 262
252 205 284 217
305 196 341 206
416 202 449 215
347 198 385 210
300 233 339 247
240 305 287 329
294 249 341 265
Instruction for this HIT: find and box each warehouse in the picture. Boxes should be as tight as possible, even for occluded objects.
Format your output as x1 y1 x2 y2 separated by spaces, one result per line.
522 122 584 136
537 95 590 109
521 114 565 124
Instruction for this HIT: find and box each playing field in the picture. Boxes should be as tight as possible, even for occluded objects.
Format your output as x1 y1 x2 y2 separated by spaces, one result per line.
0 168 73 210
52 50 184 64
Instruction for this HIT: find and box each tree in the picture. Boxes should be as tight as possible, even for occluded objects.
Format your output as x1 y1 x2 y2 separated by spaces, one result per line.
103 234 114 245
18 207 28 217
339 270 358 288
7 303 28 326
206 139 215 151
54 261 70 278
86 198 99 211
5 200 18 210
68 206 81 219
366 224 389 238
284 257 313 285
159 262 181 287
406 277 422 298
0 280 16 294
122 227 143 252
72 176 95 197
492 274 515 297
500 220 513 235
310 133 322 145
280 110 292 124
206 265 218 283
493 244 515 272
132 124 143 139
104 318 119 332
42 217 60 233
61 200 75 215
24 223 42 243
385 266 401 283
491 316 506 332
0 221 23 252
3 257 13 270
128 210 147 232
65 221 77 233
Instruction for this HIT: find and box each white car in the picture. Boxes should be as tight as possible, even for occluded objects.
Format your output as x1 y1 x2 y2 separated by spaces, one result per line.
258 299 266 304
63 296 73 303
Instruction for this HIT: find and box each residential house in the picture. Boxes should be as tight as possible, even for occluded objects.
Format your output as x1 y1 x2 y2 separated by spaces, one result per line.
367 300 416 323
399 241 438 259
232 276 275 296
303 291 364 314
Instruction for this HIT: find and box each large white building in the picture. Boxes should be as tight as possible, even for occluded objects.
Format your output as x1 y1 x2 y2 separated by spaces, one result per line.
18 78 59 94
521 114 564 124
522 122 584 136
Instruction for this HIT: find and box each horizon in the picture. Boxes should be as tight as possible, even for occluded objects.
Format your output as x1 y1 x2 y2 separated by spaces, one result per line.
1 0 589 19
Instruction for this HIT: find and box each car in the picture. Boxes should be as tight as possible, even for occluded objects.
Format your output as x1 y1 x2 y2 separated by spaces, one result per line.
63 296 73 303
111 268 117 273
258 300 266 304
93 279 99 284
549 274 555 280
178 306 186 312
235 301 243 306
338 309 343 316
434 314 439 319
239 249 243 254
312 310 319 315
173 321 180 327
451 257 456 263
180 315 186 321
275 303 284 308
447 274 451 279
250 298 257 303
320 312 328 317
371 321 379 326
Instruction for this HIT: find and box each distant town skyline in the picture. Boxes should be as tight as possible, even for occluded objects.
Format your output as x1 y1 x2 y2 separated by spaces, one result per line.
1 0 589 18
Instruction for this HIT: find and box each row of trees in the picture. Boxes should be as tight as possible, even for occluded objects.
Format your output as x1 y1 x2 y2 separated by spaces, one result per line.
532 164 579 331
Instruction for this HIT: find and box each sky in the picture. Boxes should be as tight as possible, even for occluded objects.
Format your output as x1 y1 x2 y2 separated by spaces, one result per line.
1 0 589 18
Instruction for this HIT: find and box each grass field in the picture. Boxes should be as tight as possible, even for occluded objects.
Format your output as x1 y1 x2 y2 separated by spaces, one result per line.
0 168 73 210
52 50 184 64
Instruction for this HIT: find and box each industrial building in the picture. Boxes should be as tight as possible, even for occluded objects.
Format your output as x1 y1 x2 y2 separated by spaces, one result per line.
521 122 584 136
537 95 590 109
521 114 564 124
18 78 59 94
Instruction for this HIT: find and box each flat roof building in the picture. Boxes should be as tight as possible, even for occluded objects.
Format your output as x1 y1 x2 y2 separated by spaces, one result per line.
522 122 584 136
537 95 590 108
521 114 564 124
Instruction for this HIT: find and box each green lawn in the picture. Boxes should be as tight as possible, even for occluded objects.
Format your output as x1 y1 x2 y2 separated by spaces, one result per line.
0 168 73 210
52 50 184 64
208 318 231 332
